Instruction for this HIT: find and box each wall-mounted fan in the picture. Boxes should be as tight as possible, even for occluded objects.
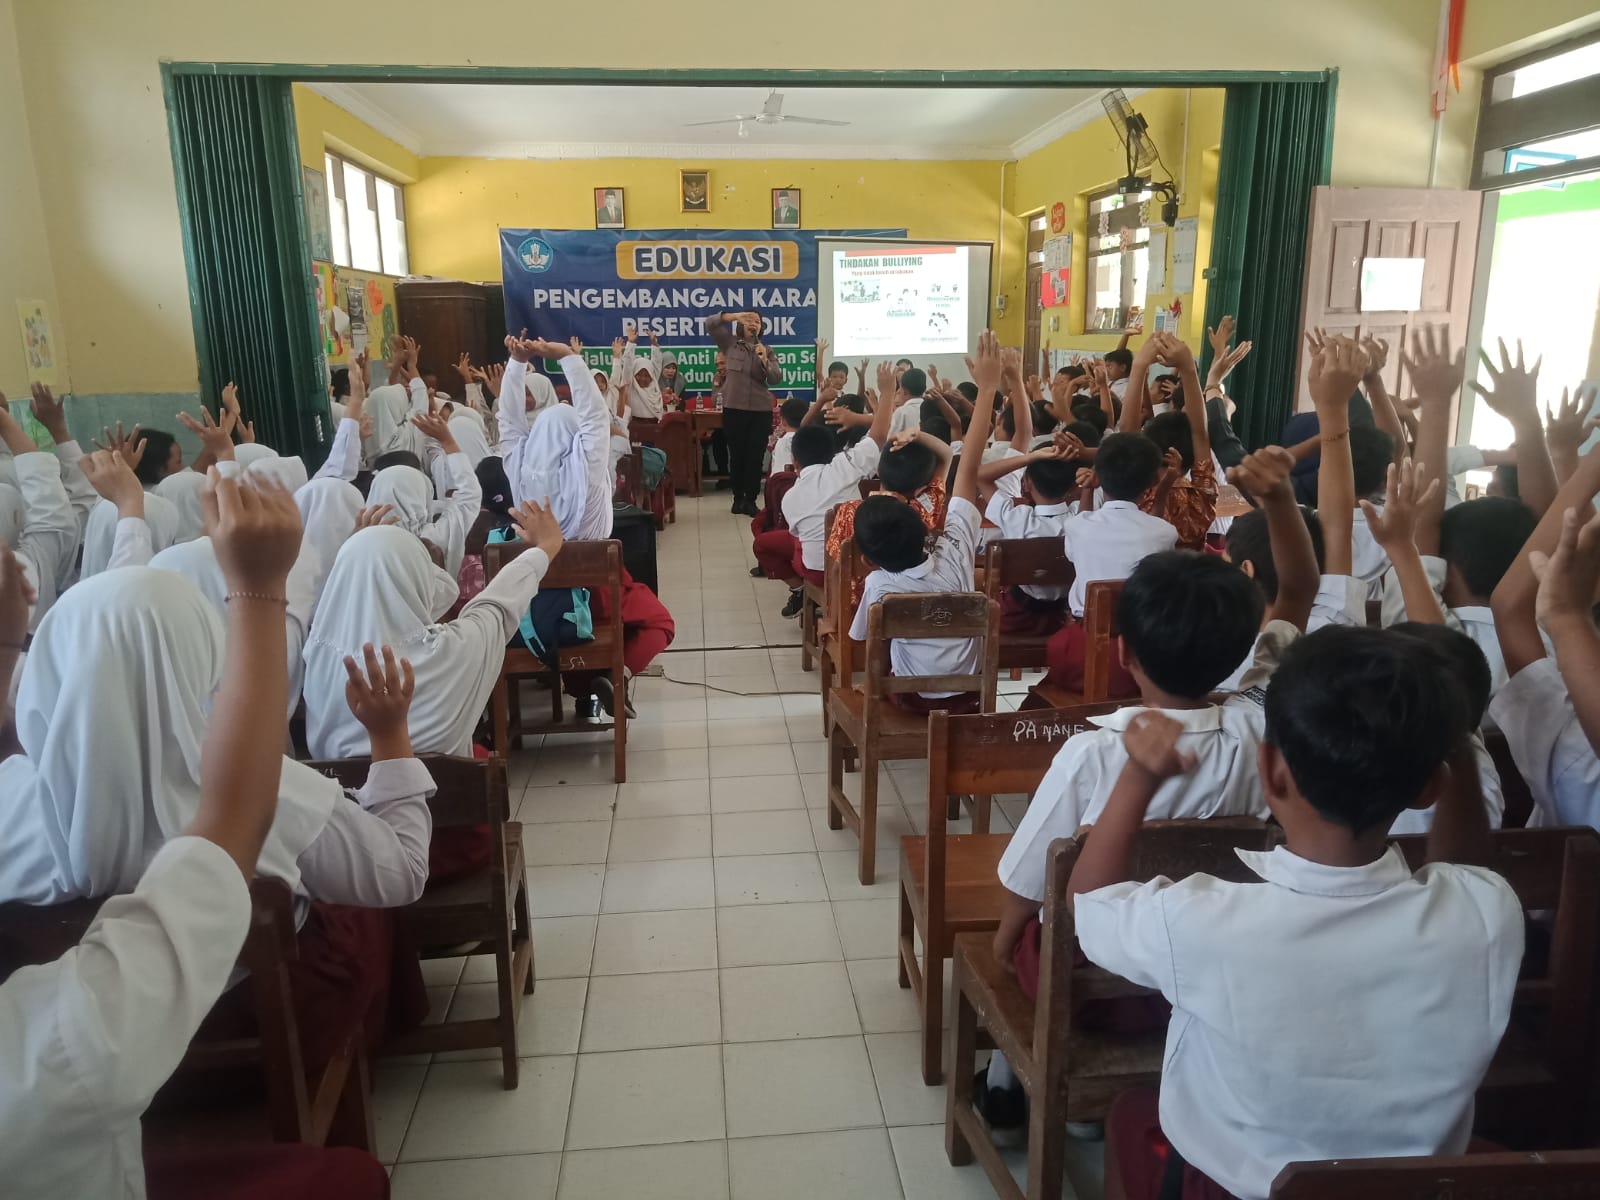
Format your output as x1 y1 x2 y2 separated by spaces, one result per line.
683 91 850 139
1101 88 1180 225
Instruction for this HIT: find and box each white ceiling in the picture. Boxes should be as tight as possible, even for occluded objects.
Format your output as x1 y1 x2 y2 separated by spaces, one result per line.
308 82 1121 161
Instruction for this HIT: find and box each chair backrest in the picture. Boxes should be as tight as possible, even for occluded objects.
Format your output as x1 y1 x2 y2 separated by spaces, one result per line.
983 537 1075 603
305 754 510 830
1035 818 1279 1062
764 468 799 528
626 417 661 445
1269 1149 1600 1199
865 592 999 707
857 476 880 501
1081 580 1123 701
484 539 624 627
615 450 643 506
1389 825 1600 1136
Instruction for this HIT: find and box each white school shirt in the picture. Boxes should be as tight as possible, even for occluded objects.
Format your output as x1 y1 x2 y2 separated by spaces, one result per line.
1350 500 1393 598
1444 445 1485 509
1075 844 1522 1200
0 837 252 1200
984 492 1074 600
11 451 80 630
782 436 882 571
1059 500 1177 618
1378 554 1507 695
312 416 363 483
1386 732 1505 835
889 399 923 437
770 430 796 475
1489 657 1600 830
849 496 982 699
1215 574 1365 693
999 622 1293 903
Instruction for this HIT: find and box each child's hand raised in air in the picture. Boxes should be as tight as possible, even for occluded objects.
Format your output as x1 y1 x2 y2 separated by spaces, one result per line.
1226 445 1296 503
343 643 415 762
1122 711 1198 781
411 408 459 454
206 471 303 596
1468 336 1539 425
178 407 238 461
972 329 1003 392
1360 458 1439 552
1531 506 1600 635
356 503 398 530
1308 335 1370 412
81 449 146 517
510 497 565 560
888 429 922 452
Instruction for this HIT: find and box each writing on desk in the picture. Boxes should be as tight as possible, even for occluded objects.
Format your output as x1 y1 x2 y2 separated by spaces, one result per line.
1011 718 1090 742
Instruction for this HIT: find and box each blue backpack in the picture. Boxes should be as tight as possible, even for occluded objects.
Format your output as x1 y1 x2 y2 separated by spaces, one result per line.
486 528 594 670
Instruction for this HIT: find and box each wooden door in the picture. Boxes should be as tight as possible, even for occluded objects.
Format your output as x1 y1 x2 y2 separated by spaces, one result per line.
395 280 488 393
1024 263 1044 376
1296 187 1482 414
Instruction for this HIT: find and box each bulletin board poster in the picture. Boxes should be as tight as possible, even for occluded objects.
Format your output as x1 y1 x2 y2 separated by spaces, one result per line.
17 299 62 387
500 228 903 396
314 266 397 371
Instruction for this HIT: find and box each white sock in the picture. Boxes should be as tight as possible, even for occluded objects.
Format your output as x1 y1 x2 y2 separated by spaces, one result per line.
986 1052 1018 1090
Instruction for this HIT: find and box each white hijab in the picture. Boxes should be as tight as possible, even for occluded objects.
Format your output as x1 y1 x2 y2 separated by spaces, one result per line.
0 482 23 544
368 464 433 537
0 569 339 904
367 383 422 460
514 403 587 535
0 454 18 490
294 478 364 616
448 414 492 469
628 357 663 416
80 494 182 578
302 525 498 759
247 454 309 492
526 371 558 415
233 443 278 468
154 470 209 541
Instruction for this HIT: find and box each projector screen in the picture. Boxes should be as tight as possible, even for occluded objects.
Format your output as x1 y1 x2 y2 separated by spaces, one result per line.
816 238 993 382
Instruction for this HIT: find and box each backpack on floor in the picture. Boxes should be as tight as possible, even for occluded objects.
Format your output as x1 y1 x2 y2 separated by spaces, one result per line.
486 527 594 671
638 444 668 491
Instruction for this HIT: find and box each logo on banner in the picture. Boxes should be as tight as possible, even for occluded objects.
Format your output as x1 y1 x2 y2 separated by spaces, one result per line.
516 236 554 273
615 240 798 280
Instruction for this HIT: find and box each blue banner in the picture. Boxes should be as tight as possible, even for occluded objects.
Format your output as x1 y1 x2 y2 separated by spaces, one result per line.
499 228 903 395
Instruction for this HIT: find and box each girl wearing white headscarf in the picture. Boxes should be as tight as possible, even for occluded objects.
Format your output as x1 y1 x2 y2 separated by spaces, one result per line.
246 453 309 492
303 514 554 759
623 349 665 421
498 341 614 541
79 492 182 577
427 413 493 500
363 373 429 464
0 434 79 630
369 424 483 580
294 477 365 617
154 468 210 542
232 442 278 468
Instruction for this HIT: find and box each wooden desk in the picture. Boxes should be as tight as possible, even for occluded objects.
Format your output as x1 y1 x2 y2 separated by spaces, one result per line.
689 409 724 496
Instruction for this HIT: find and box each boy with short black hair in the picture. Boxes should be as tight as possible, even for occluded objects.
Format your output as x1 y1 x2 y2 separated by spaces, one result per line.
1041 429 1175 695
1080 623 1520 1200
850 334 999 712
1103 348 1133 399
768 397 814 476
977 435 1083 636
889 366 930 436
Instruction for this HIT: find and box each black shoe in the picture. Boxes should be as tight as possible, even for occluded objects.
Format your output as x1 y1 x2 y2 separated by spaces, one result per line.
732 497 747 515
781 588 805 619
576 695 601 720
749 565 765 577
716 478 734 491
971 1069 1028 1146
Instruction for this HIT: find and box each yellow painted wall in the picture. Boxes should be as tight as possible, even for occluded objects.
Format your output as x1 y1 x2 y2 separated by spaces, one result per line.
1011 89 1225 354
292 84 419 180
0 0 62 396
408 155 1013 332
7 0 1589 397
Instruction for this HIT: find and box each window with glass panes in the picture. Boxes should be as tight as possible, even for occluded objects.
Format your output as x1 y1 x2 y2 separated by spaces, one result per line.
324 152 409 275
1085 188 1151 333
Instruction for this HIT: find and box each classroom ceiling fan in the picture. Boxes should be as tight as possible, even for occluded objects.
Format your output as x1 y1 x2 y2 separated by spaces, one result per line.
683 91 851 138
1101 88 1181 225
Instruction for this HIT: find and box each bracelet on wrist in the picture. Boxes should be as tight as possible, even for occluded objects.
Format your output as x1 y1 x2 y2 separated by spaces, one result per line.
225 591 289 606
1320 429 1350 445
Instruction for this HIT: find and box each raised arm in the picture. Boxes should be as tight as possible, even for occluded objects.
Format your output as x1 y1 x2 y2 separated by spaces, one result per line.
1471 338 1556 517
497 334 533 446
1491 445 1600 676
1359 337 1408 453
1229 446 1318 630
1361 459 1448 624
707 311 735 351
1153 332 1210 466
1544 384 1597 487
1403 325 1465 558
1120 338 1161 433
1530 506 1600 755
866 361 896 448
1310 336 1369 577
956 330 1002 506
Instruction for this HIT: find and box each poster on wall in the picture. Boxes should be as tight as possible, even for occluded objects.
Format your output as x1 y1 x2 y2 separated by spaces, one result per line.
303 167 333 263
1039 268 1071 309
499 228 904 395
1172 217 1199 294
16 299 62 387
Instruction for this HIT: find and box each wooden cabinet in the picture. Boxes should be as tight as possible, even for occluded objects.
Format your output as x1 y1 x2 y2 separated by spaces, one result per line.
396 280 490 393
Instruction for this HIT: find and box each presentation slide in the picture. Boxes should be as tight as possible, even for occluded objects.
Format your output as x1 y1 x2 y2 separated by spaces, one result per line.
830 246 970 357
816 237 993 384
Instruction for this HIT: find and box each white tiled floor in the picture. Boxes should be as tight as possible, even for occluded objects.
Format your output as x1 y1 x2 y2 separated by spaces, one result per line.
383 496 1103 1199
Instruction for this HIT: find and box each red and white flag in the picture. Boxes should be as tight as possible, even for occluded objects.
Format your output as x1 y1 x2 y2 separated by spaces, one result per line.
1432 0 1467 117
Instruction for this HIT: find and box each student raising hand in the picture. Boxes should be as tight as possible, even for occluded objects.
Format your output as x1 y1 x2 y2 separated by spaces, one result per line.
342 643 416 763
80 449 147 520
1362 459 1447 625
206 469 303 598
509 497 565 560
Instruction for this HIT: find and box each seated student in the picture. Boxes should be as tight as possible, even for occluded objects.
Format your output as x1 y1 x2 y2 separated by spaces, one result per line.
1117 333 1217 552
0 493 392 1200
1042 431 1176 696
888 365 930 436
0 402 82 630
1490 442 1600 830
1083 627 1520 1200
501 334 675 718
849 332 1001 712
769 396 813 477
761 374 893 618
1103 347 1133 400
825 429 951 611
130 428 186 487
977 437 1082 636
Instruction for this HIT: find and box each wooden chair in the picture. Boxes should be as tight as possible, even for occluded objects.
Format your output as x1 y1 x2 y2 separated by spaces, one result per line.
900 702 1123 1084
1270 1148 1600 1199
0 878 374 1150
1390 826 1600 1148
626 422 676 528
485 539 629 783
799 505 838 674
630 415 698 497
828 592 1000 885
946 820 1279 1200
818 521 867 740
982 538 1074 672
306 755 534 1089
614 449 642 509
1019 579 1122 710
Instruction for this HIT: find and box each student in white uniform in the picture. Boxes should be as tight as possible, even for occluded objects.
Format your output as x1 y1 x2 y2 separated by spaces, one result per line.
977 437 1081 636
1076 628 1520 1200
0 402 80 629
622 344 665 422
0 487 394 1200
1489 447 1600 831
887 366 930 437
367 405 483 582
303 499 562 760
293 478 368 619
77 450 182 577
